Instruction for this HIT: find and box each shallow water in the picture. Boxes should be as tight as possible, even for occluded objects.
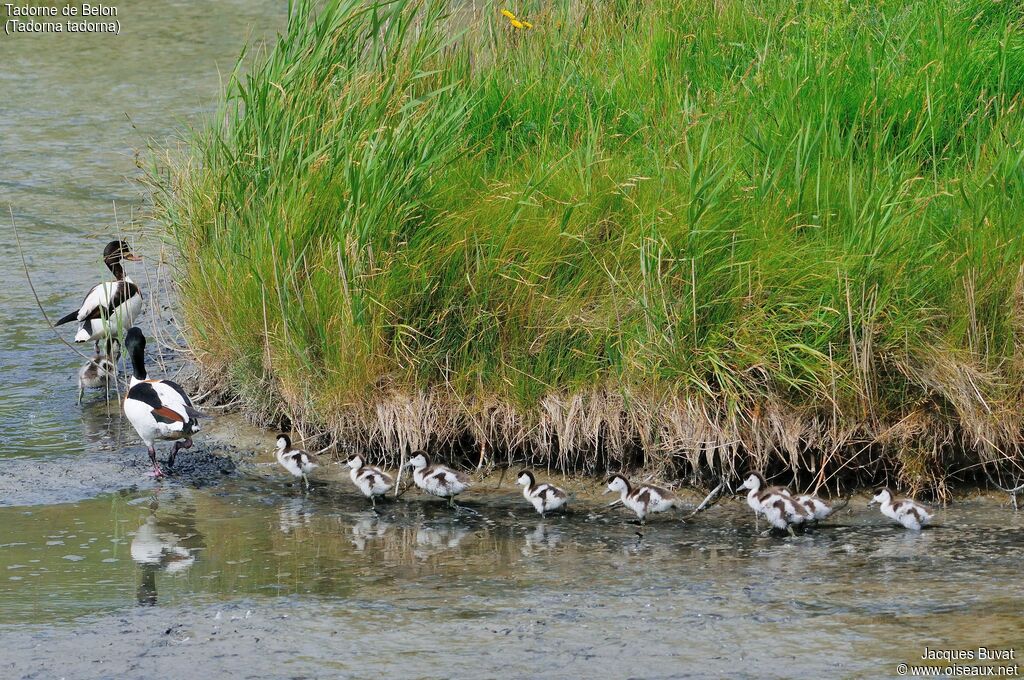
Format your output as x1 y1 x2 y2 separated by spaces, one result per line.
2 1 1024 678
1 473 1022 677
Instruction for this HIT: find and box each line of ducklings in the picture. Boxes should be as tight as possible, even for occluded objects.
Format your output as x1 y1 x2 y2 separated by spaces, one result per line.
274 437 934 532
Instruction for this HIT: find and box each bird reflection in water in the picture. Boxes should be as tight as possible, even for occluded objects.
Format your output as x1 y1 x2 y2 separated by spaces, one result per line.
350 514 392 552
521 522 564 556
130 496 203 606
414 522 470 559
277 496 315 534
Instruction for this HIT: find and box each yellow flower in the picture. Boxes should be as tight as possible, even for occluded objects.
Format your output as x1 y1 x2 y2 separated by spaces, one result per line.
500 8 531 29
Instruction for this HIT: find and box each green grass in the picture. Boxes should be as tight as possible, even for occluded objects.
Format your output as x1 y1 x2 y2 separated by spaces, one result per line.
151 0 1024 494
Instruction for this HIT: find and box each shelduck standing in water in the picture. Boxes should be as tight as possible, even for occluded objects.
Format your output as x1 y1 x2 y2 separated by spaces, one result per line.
346 454 394 508
77 338 119 404
738 472 808 535
275 434 319 490
122 327 202 477
869 488 933 531
604 474 677 524
404 451 471 510
55 240 144 352
516 470 568 517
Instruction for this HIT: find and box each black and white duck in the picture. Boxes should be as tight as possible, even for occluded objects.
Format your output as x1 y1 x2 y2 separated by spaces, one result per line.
404 451 471 510
346 454 394 508
738 472 809 535
869 487 933 531
56 240 143 352
604 474 677 524
121 327 202 477
516 470 568 517
275 434 319 490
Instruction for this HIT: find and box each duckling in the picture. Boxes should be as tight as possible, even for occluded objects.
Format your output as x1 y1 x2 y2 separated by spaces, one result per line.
794 493 834 523
55 240 144 353
516 470 568 517
604 474 677 525
738 472 808 535
404 451 471 510
77 338 119 404
868 487 932 531
275 434 319 490
121 327 202 477
346 454 394 509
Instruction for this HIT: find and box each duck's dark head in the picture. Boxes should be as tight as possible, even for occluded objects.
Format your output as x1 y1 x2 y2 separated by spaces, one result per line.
516 470 535 487
604 473 630 495
739 471 766 493
868 487 892 506
406 451 430 469
346 454 365 469
276 433 292 451
103 240 141 264
124 327 147 380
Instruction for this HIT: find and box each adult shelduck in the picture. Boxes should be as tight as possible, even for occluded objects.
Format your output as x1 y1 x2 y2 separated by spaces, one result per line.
738 472 808 535
869 488 933 530
56 240 143 352
405 451 471 510
122 327 202 477
516 470 568 517
77 338 119 404
346 454 394 508
275 434 319 490
604 474 677 524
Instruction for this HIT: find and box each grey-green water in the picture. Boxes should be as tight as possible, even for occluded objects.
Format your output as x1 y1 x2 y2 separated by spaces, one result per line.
1 2 1023 678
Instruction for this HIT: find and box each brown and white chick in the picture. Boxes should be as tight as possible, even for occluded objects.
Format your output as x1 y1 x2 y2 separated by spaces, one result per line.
739 472 809 535
346 454 394 510
868 487 932 531
516 470 568 517
604 474 677 525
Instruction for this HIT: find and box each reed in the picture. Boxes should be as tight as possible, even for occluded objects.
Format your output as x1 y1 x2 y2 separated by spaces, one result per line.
150 0 1024 495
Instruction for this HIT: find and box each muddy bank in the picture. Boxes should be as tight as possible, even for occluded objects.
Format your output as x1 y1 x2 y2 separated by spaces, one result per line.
0 440 246 508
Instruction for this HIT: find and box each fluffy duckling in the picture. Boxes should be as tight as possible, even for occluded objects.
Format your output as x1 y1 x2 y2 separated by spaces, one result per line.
604 474 677 524
346 454 394 509
516 470 568 517
77 339 119 404
739 472 808 535
404 451 470 509
868 487 933 531
794 493 834 522
275 434 319 490
56 240 144 353
122 327 202 477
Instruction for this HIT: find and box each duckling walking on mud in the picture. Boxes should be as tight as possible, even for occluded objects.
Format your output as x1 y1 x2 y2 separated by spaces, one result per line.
405 451 471 511
346 454 394 510
604 474 677 526
869 488 932 531
516 470 568 517
275 434 319 490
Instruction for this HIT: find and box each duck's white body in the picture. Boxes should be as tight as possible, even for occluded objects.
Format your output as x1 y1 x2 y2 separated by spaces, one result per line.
606 475 676 523
72 279 144 344
871 489 932 530
740 474 808 532
795 494 833 521
347 455 394 507
56 240 144 351
406 452 470 507
275 435 318 489
121 327 201 477
516 471 568 516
